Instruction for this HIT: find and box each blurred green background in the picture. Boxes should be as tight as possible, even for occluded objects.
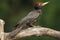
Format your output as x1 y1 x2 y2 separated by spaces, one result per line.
0 0 60 40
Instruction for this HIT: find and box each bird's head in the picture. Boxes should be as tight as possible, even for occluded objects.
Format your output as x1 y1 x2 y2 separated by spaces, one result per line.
34 1 49 10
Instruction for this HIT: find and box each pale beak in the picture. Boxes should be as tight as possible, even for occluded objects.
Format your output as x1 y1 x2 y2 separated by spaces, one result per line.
42 1 49 6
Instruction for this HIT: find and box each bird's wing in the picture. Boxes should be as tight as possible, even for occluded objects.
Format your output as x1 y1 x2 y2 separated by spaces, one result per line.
13 17 35 30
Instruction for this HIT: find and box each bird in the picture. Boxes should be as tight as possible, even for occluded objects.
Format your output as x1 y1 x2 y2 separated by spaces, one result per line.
14 1 49 30
7 1 49 38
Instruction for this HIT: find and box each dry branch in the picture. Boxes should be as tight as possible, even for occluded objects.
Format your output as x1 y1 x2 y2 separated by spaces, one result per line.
0 19 60 40
13 26 60 40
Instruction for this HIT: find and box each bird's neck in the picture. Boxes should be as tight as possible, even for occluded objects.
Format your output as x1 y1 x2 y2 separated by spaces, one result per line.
37 9 41 12
36 9 42 14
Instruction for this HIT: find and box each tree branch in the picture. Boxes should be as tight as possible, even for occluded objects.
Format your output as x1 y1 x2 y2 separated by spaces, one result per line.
0 19 60 40
5 26 60 40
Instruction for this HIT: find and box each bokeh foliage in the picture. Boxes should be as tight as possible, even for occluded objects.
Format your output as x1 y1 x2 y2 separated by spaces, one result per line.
0 0 60 40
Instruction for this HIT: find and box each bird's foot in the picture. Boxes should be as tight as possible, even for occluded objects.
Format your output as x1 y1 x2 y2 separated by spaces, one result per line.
29 25 36 28
33 25 41 28
32 25 37 28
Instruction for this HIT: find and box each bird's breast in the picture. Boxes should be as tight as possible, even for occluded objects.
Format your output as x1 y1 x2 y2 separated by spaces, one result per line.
30 10 41 19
